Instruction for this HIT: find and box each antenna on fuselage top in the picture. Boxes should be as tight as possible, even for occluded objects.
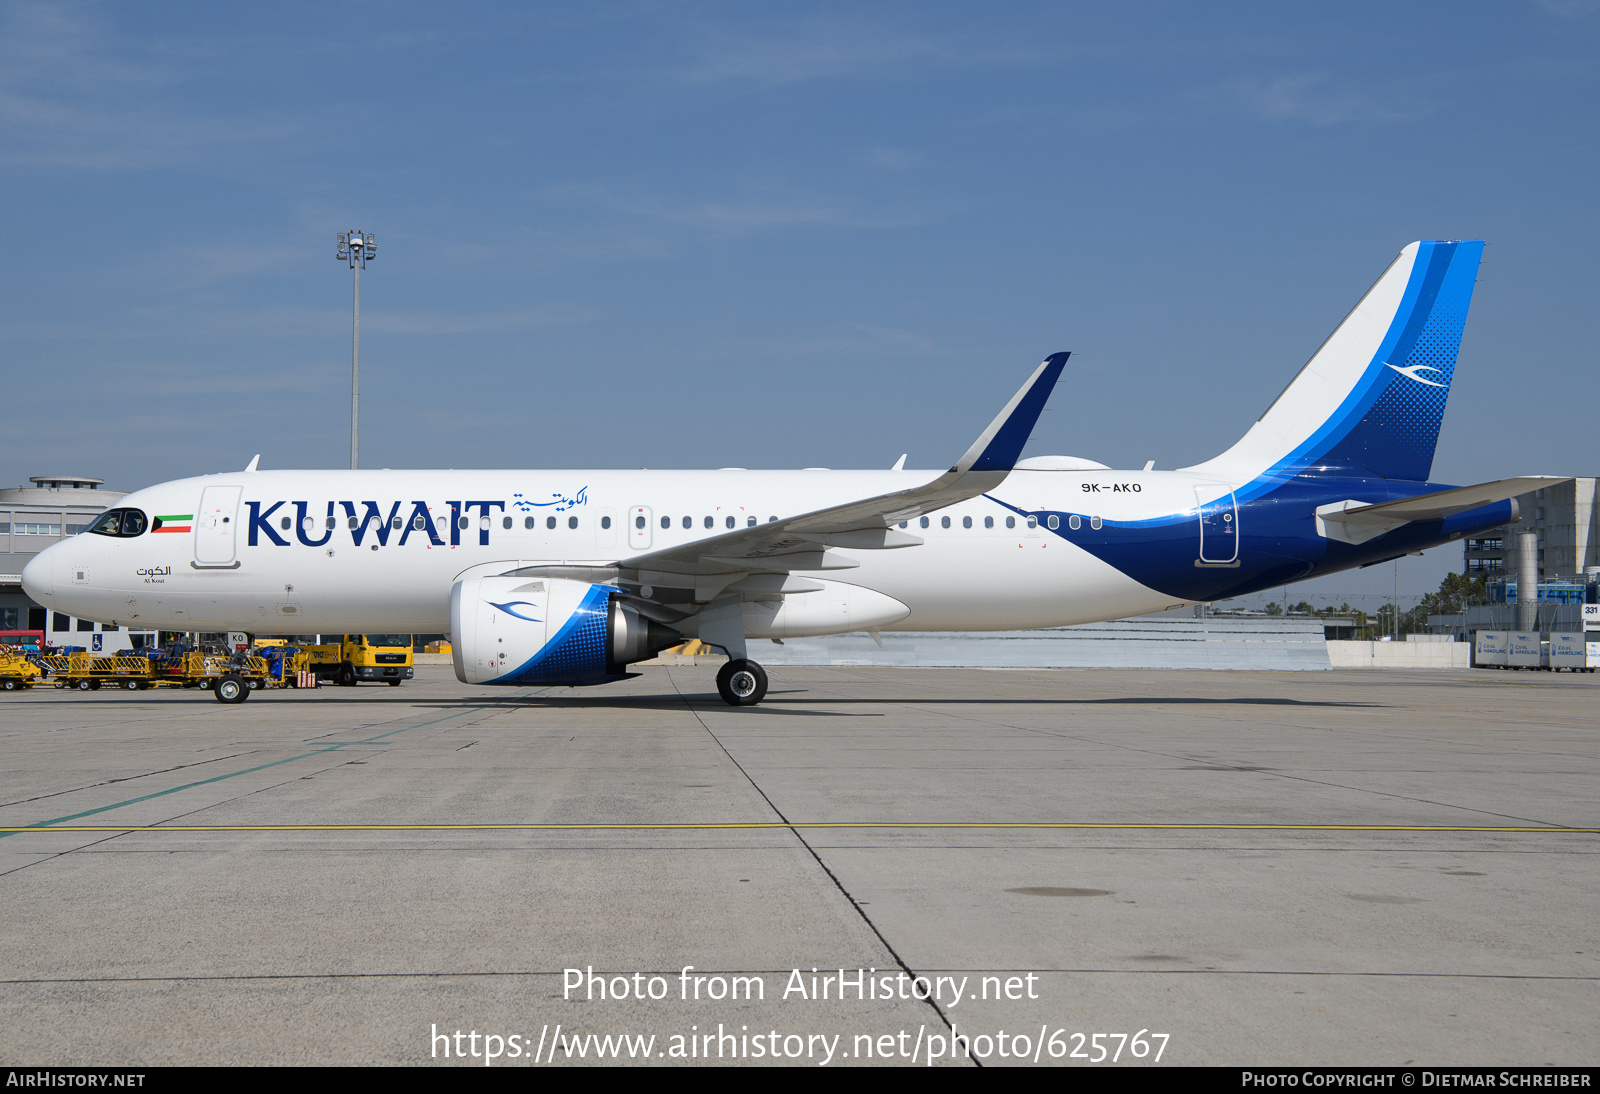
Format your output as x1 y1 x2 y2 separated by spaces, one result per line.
244 455 260 472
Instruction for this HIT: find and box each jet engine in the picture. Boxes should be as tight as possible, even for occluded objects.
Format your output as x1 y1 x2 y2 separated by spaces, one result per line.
451 576 679 686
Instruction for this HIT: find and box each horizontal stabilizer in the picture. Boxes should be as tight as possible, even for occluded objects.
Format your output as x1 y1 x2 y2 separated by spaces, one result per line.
1323 477 1569 526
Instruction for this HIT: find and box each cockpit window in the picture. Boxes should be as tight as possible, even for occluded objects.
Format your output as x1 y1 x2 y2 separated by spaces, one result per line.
86 508 147 538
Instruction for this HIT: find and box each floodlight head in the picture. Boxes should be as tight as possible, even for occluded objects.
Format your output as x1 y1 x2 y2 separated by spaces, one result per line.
336 230 375 268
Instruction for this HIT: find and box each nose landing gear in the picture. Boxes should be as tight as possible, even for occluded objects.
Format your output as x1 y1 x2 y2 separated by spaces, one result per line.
715 659 768 706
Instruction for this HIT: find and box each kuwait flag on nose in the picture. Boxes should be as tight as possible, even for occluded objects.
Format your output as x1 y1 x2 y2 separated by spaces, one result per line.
152 514 193 533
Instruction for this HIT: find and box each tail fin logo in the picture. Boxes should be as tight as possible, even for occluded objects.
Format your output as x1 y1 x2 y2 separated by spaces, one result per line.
1384 361 1447 388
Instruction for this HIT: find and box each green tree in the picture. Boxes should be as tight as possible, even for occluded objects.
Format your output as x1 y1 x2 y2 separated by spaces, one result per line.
1406 572 1488 635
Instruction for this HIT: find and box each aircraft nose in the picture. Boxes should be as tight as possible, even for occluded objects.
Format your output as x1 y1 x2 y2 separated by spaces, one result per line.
21 548 57 609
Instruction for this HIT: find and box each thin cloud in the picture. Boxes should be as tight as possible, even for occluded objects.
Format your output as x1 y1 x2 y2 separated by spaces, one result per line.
366 303 600 335
863 147 920 170
1231 73 1439 125
0 2 303 171
544 182 929 235
679 24 952 87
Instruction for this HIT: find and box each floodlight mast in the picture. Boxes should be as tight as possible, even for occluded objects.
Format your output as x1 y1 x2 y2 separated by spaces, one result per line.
335 231 375 470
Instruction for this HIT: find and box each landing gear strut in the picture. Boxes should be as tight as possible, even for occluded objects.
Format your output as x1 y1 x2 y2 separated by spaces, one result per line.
716 659 768 706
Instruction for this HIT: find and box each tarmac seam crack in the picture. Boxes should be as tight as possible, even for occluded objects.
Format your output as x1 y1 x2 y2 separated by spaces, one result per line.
1054 735 1586 831
0 751 258 810
871 695 1587 832
0 692 552 840
0 829 135 880
664 667 975 1067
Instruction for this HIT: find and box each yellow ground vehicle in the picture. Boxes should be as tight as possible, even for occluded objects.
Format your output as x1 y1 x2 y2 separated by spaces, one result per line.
0 648 41 691
25 648 272 699
305 635 414 687
1 639 313 702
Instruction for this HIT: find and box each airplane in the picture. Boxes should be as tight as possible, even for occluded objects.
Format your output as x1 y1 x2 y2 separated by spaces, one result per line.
23 240 1562 706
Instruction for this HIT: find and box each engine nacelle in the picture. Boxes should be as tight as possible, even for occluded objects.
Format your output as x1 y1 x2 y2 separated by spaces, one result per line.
451 576 679 686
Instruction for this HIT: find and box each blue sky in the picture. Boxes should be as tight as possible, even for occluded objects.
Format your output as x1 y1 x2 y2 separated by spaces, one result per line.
2 2 1596 602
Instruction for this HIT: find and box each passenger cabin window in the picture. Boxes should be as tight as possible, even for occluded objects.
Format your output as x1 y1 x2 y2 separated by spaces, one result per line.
636 516 646 529
568 516 578 529
1047 515 1059 530
525 516 536 529
725 516 735 529
682 516 692 529
1068 515 1081 530
280 516 292 530
660 516 669 529
963 516 972 529
502 516 512 529
941 516 951 529
1090 516 1102 530
1006 516 1015 529
1026 516 1038 529
919 517 930 529
601 516 612 529
546 516 556 530
747 516 756 527
703 516 713 529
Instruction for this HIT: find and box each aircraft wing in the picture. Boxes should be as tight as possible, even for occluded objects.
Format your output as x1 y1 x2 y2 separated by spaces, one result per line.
622 352 1070 580
1320 476 1568 527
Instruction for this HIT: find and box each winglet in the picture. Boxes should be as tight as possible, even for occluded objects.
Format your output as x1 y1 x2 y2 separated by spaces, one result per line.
953 352 1069 473
243 455 261 472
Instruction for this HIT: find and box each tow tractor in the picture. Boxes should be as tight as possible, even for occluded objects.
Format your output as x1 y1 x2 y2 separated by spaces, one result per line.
303 634 414 687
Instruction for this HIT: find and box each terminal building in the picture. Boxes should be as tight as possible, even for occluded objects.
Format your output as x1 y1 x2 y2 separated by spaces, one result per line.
1464 477 1598 582
0 475 158 648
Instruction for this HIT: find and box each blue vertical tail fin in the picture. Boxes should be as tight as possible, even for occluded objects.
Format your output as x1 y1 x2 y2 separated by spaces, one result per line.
1186 240 1484 489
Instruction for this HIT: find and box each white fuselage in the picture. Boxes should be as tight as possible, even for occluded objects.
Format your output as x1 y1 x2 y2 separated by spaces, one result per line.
24 466 1205 635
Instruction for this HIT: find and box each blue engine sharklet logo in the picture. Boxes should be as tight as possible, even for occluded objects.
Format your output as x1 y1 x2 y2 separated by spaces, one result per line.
489 601 543 623
1384 361 1447 388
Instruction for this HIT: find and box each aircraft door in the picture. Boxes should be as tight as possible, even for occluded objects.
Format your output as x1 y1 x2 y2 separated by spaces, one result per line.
628 506 652 550
1195 486 1239 565
195 486 243 565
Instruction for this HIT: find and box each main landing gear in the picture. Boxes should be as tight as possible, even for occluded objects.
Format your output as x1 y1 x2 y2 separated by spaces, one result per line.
716 659 768 706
